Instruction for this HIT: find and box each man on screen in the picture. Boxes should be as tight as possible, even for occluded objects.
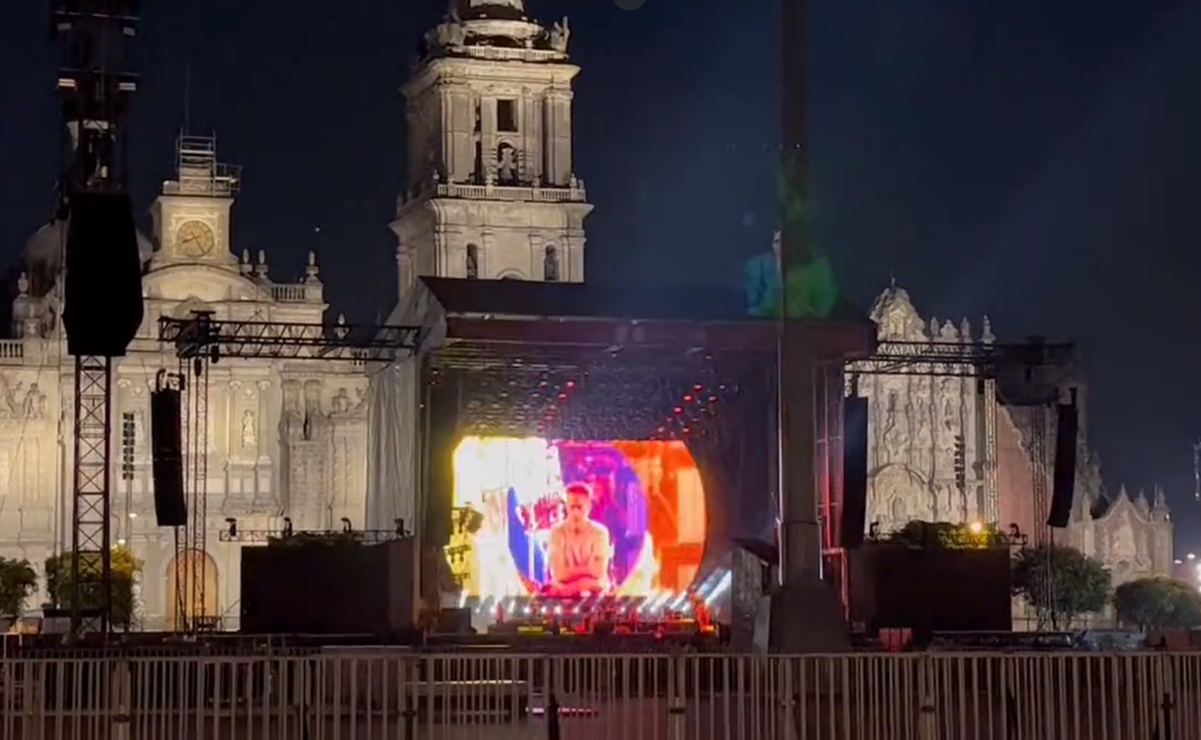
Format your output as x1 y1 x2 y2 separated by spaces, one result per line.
547 482 613 596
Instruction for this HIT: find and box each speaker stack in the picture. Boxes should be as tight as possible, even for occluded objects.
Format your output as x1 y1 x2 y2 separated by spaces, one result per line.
1045 392 1079 528
150 384 187 527
841 395 870 549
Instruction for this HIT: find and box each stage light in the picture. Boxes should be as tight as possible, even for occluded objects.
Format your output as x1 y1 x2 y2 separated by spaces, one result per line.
968 521 983 534
225 518 238 538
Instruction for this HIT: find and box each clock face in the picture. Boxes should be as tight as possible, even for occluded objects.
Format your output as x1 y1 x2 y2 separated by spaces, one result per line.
176 220 216 258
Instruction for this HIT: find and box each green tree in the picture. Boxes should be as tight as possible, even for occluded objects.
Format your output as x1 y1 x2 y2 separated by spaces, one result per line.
44 547 142 630
888 520 1000 549
0 557 38 617
1012 544 1111 629
1113 577 1201 631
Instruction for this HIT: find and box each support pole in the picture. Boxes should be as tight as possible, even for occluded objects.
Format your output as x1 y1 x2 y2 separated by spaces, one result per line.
771 0 851 651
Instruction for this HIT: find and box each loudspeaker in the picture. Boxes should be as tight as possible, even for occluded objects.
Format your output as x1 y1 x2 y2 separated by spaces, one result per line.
62 192 144 357
1045 401 1078 528
150 387 187 527
841 395 870 548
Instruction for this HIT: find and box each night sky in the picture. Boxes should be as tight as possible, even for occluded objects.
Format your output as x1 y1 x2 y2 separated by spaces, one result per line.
1 1 1199 547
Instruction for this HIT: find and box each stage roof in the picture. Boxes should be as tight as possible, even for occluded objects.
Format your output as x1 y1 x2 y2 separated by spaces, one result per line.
417 277 869 323
396 277 876 358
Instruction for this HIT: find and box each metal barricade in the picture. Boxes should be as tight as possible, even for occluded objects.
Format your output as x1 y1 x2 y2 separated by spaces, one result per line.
0 651 1198 739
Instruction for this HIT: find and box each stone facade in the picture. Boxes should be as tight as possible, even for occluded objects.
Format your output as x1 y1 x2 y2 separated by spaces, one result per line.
390 0 592 292
2 139 368 630
858 283 1173 625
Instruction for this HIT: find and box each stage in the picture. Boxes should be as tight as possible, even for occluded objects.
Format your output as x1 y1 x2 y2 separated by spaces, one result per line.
366 277 875 634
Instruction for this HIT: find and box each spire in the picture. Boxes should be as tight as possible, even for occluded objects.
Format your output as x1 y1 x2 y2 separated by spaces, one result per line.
1153 485 1169 512
981 315 995 344
1136 488 1150 513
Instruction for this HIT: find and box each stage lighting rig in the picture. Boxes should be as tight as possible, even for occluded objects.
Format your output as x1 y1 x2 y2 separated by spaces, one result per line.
217 516 407 545
158 312 421 363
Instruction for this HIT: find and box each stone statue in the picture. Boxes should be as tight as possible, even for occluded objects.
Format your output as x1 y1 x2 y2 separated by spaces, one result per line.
331 388 352 415
241 410 257 448
543 246 560 281
548 17 570 53
497 143 517 184
465 245 479 278
434 20 467 48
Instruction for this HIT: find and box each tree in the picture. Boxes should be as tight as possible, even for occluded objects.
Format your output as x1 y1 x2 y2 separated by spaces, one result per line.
44 547 142 630
1012 544 1111 629
1113 577 1201 631
887 520 1000 549
0 557 38 617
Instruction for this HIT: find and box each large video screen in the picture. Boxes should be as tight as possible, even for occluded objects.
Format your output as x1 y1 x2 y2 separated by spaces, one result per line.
451 436 707 600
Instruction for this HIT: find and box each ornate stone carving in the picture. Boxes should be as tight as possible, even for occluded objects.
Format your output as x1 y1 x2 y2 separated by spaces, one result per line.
21 383 46 419
0 376 24 419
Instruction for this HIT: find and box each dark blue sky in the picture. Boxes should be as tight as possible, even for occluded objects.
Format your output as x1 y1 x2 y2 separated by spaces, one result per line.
1 0 1199 546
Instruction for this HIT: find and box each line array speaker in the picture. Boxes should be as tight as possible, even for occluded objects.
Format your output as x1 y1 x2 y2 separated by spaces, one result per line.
841 395 870 548
62 192 144 357
1046 401 1078 528
150 387 187 527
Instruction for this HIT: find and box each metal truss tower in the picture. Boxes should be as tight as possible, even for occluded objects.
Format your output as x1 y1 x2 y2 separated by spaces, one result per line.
51 0 142 637
157 312 420 632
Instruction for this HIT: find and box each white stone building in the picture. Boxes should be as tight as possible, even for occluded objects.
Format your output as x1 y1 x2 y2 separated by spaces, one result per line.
391 0 593 290
3 137 368 630
858 282 1173 626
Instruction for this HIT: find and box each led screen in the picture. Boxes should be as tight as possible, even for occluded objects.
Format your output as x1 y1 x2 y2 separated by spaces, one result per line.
451 436 707 600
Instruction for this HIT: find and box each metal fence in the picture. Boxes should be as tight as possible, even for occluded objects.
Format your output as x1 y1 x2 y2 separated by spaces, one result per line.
1 651 1199 739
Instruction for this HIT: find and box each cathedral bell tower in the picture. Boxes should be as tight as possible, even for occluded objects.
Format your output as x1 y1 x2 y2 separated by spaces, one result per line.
392 0 593 293
150 134 241 269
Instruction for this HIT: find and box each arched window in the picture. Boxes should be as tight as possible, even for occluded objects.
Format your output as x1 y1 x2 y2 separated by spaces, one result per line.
543 245 560 282
465 244 479 279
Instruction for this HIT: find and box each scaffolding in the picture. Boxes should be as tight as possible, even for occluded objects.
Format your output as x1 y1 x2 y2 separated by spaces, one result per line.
162 134 241 198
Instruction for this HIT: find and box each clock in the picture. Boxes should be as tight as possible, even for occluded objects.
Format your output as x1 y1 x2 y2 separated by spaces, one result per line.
175 220 216 258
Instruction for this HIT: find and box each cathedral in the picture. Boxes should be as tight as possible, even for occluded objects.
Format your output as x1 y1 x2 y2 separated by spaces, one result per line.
860 283 1174 625
0 0 1171 631
2 137 369 630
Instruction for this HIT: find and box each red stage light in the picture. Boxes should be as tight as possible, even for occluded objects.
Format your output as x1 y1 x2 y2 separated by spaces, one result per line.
693 384 703 391
673 407 683 414
558 393 567 400
683 394 693 402
565 380 575 388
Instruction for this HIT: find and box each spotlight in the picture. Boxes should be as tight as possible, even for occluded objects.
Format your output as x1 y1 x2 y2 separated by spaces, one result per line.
282 517 294 537
225 517 238 538
341 517 352 533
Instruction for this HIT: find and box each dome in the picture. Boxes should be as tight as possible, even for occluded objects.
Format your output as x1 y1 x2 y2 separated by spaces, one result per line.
24 219 154 294
24 221 154 270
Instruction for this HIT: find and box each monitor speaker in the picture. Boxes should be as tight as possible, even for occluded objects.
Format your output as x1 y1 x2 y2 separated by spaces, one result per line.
1045 401 1078 528
150 387 187 527
841 395 869 548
